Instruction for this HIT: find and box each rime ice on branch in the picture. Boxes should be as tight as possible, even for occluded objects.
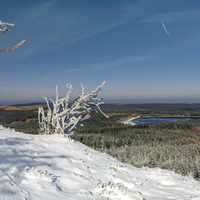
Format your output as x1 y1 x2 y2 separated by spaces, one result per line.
38 81 108 135
0 20 26 52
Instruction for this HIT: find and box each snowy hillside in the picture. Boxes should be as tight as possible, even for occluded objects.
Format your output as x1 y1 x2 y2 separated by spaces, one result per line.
0 126 200 200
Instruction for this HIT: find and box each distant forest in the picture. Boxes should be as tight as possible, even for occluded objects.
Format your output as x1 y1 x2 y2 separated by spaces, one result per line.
1 103 200 125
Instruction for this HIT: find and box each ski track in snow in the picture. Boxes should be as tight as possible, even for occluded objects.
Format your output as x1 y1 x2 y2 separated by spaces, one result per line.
0 125 200 199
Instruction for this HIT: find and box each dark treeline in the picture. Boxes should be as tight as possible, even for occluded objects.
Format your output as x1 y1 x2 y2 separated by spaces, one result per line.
0 109 37 125
101 103 200 116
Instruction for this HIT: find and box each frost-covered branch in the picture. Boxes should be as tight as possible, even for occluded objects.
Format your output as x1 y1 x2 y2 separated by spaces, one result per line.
38 81 108 135
0 20 25 52
0 21 15 28
0 40 26 53
0 27 9 35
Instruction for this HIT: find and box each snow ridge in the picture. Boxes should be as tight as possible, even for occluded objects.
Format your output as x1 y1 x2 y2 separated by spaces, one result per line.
0 127 200 199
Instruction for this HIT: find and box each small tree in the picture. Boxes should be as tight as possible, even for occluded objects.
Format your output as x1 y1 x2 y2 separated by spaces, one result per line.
38 81 108 135
0 20 25 52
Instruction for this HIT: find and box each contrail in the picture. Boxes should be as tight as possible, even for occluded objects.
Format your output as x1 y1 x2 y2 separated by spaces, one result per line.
162 22 170 35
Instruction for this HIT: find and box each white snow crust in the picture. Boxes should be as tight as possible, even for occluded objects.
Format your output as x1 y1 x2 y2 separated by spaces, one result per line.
0 125 200 200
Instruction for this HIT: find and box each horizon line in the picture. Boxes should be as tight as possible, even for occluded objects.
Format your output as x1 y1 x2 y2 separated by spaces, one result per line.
1 98 200 106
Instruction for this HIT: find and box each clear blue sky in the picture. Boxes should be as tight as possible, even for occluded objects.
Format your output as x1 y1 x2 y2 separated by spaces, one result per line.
1 0 200 105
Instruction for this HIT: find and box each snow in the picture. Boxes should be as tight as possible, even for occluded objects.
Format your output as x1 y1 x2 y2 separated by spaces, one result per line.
122 116 139 126
0 125 200 200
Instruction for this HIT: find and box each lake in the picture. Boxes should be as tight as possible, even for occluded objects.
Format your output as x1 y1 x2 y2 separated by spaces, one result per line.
132 117 200 125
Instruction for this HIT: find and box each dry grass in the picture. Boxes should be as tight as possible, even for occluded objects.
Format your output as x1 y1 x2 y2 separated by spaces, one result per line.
0 104 46 111
34 109 48 113
19 105 46 110
25 118 37 123
11 121 23 124
193 127 200 132
0 106 23 111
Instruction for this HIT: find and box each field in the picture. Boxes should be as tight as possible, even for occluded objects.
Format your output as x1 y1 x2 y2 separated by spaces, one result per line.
1 103 200 180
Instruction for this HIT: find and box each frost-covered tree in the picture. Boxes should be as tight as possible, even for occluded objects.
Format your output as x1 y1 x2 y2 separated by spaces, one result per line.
0 20 25 52
38 81 108 135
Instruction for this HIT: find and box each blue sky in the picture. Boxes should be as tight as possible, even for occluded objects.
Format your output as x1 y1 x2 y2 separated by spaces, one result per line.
1 0 200 105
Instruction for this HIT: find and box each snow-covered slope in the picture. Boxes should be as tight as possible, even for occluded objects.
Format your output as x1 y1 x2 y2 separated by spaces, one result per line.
0 125 200 200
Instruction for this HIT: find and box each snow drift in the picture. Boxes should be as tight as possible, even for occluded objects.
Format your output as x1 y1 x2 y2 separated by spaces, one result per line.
0 125 200 199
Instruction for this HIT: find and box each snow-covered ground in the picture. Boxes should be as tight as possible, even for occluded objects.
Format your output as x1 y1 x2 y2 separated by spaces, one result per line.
0 125 200 200
122 116 139 126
